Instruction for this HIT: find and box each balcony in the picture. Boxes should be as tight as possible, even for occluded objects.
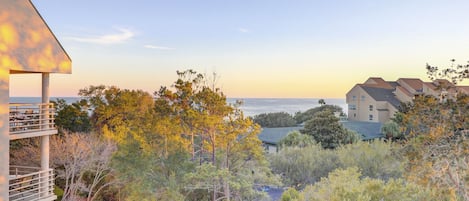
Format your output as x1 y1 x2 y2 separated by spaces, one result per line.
9 103 57 140
9 166 57 201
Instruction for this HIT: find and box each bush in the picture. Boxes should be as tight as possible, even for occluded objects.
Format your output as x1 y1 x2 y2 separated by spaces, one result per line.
278 131 315 149
270 140 403 190
337 140 403 180
280 187 302 201
297 167 440 201
269 144 341 189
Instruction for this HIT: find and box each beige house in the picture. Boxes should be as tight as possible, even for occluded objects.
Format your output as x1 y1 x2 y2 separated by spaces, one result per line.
0 0 71 200
346 77 468 123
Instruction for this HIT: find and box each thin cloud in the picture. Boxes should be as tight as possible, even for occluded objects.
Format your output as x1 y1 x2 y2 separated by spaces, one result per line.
144 45 175 50
238 28 249 33
68 28 135 44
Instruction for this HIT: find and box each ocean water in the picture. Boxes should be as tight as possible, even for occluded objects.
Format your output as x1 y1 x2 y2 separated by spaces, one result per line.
228 98 347 117
10 97 347 117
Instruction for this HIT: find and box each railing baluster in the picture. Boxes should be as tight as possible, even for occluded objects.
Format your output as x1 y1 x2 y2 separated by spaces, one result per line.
9 103 56 134
8 166 55 200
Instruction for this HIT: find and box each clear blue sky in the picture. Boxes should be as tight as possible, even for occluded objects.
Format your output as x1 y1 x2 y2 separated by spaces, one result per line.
10 0 469 98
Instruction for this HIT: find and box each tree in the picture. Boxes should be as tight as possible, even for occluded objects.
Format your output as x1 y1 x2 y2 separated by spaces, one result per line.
253 112 297 127
278 130 315 149
78 85 155 134
294 105 344 124
10 133 117 201
52 98 91 133
318 99 326 106
79 70 279 200
301 110 358 149
396 60 469 200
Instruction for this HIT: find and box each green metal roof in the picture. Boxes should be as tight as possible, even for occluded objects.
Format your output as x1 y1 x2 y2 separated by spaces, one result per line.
257 127 302 145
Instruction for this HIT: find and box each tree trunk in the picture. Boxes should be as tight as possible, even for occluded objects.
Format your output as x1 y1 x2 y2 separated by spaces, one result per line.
191 131 195 160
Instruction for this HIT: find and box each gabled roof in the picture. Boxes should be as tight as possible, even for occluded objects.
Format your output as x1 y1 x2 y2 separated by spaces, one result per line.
456 86 469 94
341 121 384 140
360 85 401 109
396 85 412 97
398 78 423 91
363 77 394 89
423 82 437 90
0 0 71 73
433 79 454 88
257 127 302 145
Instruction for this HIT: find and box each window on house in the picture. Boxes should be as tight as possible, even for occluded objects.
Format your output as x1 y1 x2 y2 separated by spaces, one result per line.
369 105 373 111
352 95 356 101
369 114 373 121
354 113 356 118
361 95 365 101
348 104 356 110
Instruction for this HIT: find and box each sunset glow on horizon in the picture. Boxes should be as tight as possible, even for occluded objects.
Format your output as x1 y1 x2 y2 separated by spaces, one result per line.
8 0 469 98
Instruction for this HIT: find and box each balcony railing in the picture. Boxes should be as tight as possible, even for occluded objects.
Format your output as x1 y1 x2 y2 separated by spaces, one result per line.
9 166 56 201
9 103 56 134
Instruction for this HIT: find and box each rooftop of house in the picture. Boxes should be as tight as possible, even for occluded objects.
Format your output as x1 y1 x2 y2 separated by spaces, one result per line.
341 121 384 140
360 85 401 108
364 77 394 89
257 127 303 145
0 0 71 73
398 78 424 91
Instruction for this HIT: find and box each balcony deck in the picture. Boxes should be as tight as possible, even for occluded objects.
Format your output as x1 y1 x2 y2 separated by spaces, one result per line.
9 166 57 201
9 103 57 140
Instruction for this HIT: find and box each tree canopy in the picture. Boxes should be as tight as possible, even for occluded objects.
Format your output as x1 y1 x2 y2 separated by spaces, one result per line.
294 104 344 124
253 112 297 128
301 110 359 149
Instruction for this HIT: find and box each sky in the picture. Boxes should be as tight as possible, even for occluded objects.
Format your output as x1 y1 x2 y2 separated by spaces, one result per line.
9 0 469 98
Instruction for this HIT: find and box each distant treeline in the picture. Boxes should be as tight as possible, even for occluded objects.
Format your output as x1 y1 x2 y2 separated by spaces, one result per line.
252 104 344 127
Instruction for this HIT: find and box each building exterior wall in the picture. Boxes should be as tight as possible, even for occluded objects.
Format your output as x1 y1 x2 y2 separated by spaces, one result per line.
0 0 71 74
394 87 413 103
0 0 72 199
348 77 469 124
0 74 9 201
378 110 390 123
346 86 379 122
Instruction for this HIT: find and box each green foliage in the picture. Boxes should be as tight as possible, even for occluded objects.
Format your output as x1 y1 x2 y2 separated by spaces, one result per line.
381 120 402 139
271 140 403 190
337 140 403 180
318 99 326 105
280 187 302 201
297 167 440 201
54 186 64 201
253 112 297 128
52 98 91 133
278 130 315 149
294 104 343 124
395 62 469 200
80 70 279 200
270 144 341 189
79 85 155 133
301 110 358 149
